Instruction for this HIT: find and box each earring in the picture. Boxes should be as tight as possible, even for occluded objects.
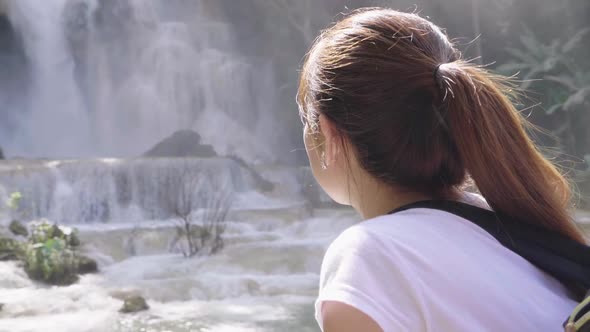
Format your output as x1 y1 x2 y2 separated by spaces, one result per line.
320 151 328 170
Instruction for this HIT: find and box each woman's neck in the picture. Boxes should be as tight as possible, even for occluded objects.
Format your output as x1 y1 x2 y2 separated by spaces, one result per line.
350 179 458 220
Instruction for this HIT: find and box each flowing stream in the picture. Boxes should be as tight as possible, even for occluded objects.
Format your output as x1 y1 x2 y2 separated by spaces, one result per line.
0 158 357 332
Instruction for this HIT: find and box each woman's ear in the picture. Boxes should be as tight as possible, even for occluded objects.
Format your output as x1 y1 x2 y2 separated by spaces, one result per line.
319 114 341 168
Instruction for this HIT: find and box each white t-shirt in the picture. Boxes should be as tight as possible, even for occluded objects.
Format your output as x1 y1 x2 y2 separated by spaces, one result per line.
315 198 578 331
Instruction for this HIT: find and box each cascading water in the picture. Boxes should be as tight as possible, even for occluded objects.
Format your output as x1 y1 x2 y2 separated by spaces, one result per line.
4 0 91 157
0 158 262 224
0 156 357 331
1 0 283 163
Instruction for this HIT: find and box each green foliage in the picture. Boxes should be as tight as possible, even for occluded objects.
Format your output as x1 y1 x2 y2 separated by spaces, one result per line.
2 191 27 223
498 27 590 94
1 191 22 218
0 237 24 261
0 190 93 285
22 220 92 286
6 192 22 211
29 220 80 248
499 28 588 80
496 21 590 206
24 237 79 286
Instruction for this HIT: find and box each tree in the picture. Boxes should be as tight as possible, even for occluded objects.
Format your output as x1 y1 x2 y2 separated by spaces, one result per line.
164 159 233 258
496 26 590 158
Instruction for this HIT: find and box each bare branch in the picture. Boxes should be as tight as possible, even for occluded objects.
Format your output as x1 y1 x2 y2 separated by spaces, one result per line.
165 159 233 258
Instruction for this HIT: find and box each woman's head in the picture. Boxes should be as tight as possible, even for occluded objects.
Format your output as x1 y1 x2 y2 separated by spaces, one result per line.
298 8 585 243
299 9 463 201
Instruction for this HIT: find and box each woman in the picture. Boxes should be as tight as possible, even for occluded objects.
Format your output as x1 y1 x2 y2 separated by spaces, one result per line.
297 8 586 332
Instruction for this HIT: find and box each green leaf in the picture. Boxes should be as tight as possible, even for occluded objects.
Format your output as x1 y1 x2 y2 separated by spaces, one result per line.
544 103 564 115
542 57 559 72
44 239 56 250
6 192 22 211
563 87 590 111
562 28 590 53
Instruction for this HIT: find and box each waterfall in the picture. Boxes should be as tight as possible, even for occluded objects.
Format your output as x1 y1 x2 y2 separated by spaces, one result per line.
0 157 260 224
2 0 283 163
5 0 90 157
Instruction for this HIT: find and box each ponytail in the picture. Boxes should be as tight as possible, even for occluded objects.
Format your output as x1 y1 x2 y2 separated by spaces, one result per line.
436 62 586 244
298 8 585 244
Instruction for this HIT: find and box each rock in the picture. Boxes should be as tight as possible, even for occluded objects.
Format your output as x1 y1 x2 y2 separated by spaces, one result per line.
119 295 149 313
23 239 79 286
9 220 28 237
143 130 217 158
22 220 88 285
0 237 22 261
77 255 98 274
0 146 4 159
65 228 81 247
0 303 4 311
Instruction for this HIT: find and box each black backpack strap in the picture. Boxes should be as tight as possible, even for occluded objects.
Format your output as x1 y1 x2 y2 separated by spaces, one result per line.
389 200 590 290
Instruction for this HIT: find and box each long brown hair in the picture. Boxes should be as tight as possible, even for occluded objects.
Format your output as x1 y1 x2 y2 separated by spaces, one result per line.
297 8 585 244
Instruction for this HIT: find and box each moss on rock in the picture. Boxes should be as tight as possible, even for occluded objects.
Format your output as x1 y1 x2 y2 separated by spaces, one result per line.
119 295 149 313
0 237 22 261
9 220 28 237
23 238 79 286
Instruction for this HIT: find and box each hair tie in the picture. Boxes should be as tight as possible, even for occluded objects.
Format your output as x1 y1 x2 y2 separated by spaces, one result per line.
433 64 443 81
433 64 443 90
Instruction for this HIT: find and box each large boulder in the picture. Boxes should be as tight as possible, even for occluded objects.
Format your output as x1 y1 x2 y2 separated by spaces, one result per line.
23 238 80 286
143 130 217 158
119 295 149 313
23 220 92 285
144 130 275 192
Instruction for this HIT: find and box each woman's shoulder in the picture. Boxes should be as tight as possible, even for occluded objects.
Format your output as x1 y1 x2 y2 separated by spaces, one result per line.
317 196 577 332
332 201 492 251
320 198 504 287
317 212 431 331
320 207 470 281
